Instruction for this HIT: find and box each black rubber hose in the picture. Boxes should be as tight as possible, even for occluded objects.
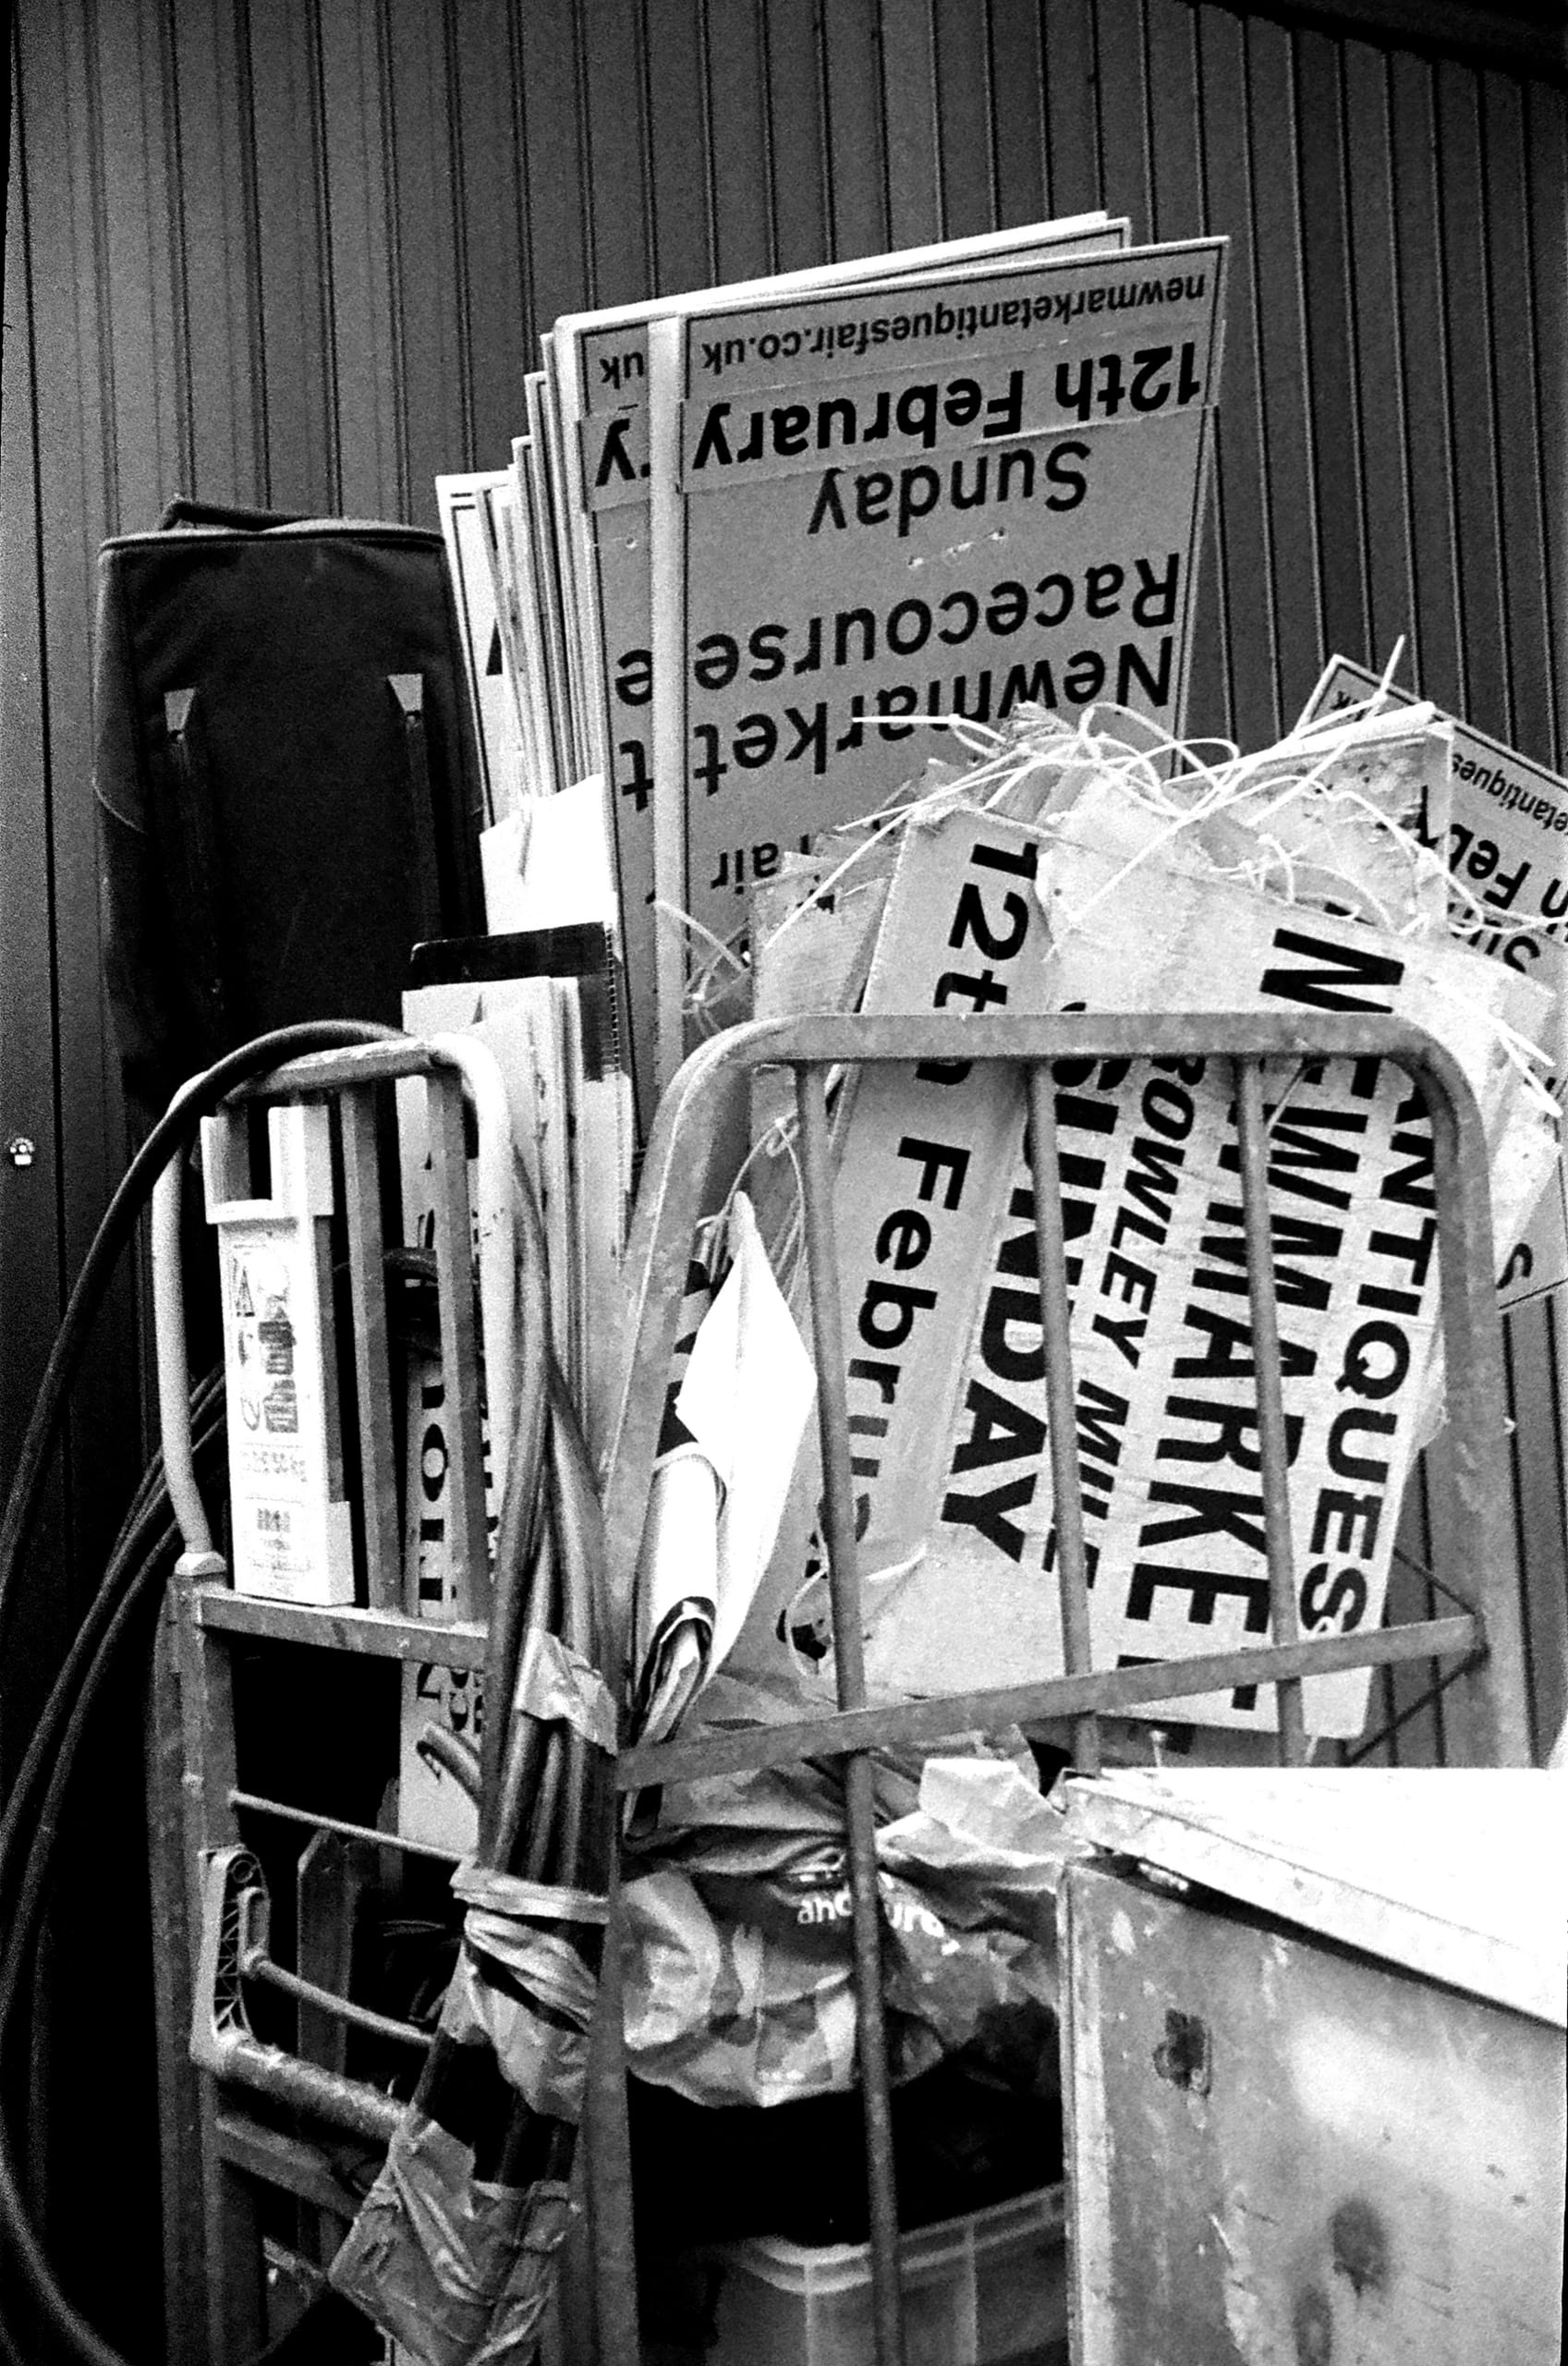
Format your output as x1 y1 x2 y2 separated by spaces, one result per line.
0 1513 182 2366
0 1019 396 1665
0 1022 395 2366
0 1379 224 1886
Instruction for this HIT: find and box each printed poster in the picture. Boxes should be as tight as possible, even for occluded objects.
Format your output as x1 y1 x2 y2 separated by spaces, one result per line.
650 237 1227 1088
1305 656 1566 1309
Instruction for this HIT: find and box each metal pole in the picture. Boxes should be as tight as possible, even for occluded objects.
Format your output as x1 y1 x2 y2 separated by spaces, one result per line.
796 1062 906 2366
1234 1058 1307 1762
1024 1067 1101 1774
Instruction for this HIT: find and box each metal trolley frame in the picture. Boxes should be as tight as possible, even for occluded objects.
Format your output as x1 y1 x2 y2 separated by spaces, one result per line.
154 1010 1530 2365
583 1008 1531 2366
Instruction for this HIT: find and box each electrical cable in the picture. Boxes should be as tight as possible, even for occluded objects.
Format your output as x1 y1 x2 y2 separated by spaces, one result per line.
0 1021 395 2366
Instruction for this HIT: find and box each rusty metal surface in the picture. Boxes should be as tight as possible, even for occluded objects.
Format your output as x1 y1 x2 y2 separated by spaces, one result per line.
190 1583 487 1668
1061 1856 1565 2366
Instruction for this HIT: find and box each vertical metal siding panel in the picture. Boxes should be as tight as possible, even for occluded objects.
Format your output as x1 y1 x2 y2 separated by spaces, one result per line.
578 0 653 309
450 0 537 463
0 33 69 1787
820 0 889 260
932 0 998 239
318 0 402 519
1341 42 1418 671
8 10 163 2346
879 0 942 249
704 0 772 283
1525 79 1568 1758
1039 0 1102 220
1524 80 1567 759
246 0 338 510
1479 71 1554 762
1145 0 1205 242
761 0 832 275
1435 60 1511 738
1091 0 1153 240
1504 1311 1568 1762
1244 19 1321 737
1146 0 1229 743
984 0 1046 229
92 0 185 526
1194 6 1274 750
166 0 267 505
20 0 143 1623
514 3 592 330
384 0 468 523
1295 31 1370 671
1478 72 1566 1768
1387 53 1465 713
644 0 714 298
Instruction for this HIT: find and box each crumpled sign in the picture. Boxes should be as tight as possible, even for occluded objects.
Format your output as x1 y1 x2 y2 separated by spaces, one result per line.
330 2109 574 2366
632 1192 817 1742
619 1750 1079 2110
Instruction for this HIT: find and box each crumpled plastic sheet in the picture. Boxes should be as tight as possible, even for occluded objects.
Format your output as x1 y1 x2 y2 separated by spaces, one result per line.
511 1627 618 1754
443 1908 601 2125
329 2107 573 2366
620 1751 1082 2109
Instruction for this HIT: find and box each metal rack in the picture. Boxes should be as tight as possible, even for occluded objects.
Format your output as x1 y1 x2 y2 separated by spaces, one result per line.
583 1008 1532 2366
151 1037 509 2361
153 1009 1530 2365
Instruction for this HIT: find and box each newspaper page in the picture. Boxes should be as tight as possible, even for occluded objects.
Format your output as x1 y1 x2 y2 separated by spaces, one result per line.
551 213 1126 1127
1304 656 1566 1310
649 237 1227 1092
812 802 1551 1736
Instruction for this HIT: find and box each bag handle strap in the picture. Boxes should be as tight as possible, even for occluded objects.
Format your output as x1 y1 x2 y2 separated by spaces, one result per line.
156 495 305 533
157 689 237 1053
388 674 444 947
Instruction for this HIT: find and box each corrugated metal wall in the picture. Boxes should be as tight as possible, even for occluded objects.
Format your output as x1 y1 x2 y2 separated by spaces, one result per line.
7 0 1562 1770
0 0 1562 2350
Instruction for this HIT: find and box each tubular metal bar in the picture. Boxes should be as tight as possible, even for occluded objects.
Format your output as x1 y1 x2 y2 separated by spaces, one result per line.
1417 1055 1532 1765
1234 1058 1307 1764
1024 1066 1100 1774
617 1616 1481 1791
338 1085 402 1610
229 1789 465 1864
604 1013 1527 1762
796 1061 906 2366
240 1952 432 2051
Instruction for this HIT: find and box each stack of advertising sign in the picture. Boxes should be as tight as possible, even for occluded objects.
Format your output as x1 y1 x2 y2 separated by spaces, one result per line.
422 214 1560 1761
726 700 1559 1748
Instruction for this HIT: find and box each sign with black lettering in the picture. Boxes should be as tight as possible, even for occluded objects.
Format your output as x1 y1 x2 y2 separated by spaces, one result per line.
1304 657 1566 1308
549 213 1126 1126
823 803 1553 1734
647 238 1226 1090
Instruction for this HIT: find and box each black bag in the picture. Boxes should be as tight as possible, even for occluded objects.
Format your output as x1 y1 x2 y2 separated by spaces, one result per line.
95 498 487 1127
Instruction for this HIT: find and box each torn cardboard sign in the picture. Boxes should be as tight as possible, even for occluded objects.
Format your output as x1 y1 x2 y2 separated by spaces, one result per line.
1303 655 1567 1310
762 718 1556 1738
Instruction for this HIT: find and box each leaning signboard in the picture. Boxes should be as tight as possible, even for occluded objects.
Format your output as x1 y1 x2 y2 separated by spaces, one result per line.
551 213 1125 1126
648 237 1227 1091
1303 656 1567 1310
799 800 1553 1737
